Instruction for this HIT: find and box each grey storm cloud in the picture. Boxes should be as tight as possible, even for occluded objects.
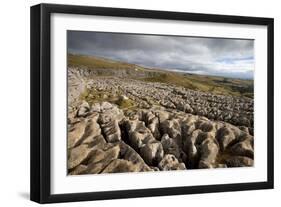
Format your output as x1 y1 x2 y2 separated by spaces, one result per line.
68 31 254 79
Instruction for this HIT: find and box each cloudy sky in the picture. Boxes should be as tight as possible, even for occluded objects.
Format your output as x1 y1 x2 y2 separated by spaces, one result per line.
68 31 254 79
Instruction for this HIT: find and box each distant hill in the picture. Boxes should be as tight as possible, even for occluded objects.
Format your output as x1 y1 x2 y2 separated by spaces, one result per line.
68 54 253 98
68 54 138 70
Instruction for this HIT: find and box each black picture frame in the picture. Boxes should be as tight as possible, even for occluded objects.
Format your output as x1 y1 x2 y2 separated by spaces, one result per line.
30 3 274 204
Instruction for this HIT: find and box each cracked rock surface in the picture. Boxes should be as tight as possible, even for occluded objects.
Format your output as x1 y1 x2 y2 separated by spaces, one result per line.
67 68 254 175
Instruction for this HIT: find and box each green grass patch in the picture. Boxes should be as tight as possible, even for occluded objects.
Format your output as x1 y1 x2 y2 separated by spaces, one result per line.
115 99 136 109
68 53 135 70
71 54 253 98
142 71 253 98
79 87 136 109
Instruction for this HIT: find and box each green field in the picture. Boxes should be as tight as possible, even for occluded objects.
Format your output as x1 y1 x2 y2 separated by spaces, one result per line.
68 54 137 70
68 54 254 98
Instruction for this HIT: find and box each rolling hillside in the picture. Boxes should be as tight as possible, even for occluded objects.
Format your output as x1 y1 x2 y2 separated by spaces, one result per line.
68 54 253 98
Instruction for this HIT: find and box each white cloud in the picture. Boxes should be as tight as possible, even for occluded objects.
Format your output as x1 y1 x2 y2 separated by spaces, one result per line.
68 31 254 79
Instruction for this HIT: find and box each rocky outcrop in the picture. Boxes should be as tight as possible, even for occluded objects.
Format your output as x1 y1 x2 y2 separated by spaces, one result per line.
158 154 186 170
68 144 93 170
76 101 90 117
68 120 87 149
102 159 146 173
161 134 181 159
75 75 253 129
225 156 254 167
230 137 254 158
83 144 120 174
140 141 164 166
216 126 236 151
198 138 219 168
67 73 254 175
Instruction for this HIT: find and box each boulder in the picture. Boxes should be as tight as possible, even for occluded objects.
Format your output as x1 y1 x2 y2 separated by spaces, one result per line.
125 120 154 149
91 102 101 112
183 129 202 161
80 116 101 144
156 110 170 123
161 134 181 159
216 126 236 151
77 101 90 117
84 144 120 174
239 126 250 134
196 121 214 132
119 95 129 101
225 156 254 167
140 141 164 165
129 131 154 149
88 144 120 164
196 131 215 146
119 142 152 171
142 111 161 140
69 164 88 175
158 154 186 171
68 144 92 169
181 117 197 138
100 119 121 143
68 120 87 149
102 159 148 173
160 119 182 147
98 103 124 123
198 138 219 169
100 101 113 111
148 117 161 140
230 138 254 158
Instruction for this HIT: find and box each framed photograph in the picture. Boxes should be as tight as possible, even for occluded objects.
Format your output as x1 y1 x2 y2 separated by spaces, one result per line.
30 3 274 203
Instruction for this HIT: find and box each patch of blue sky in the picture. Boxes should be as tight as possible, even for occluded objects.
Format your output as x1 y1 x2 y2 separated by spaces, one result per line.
216 56 254 64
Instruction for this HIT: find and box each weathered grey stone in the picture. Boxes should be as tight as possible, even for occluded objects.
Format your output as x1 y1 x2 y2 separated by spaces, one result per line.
98 104 124 123
140 141 164 165
88 144 120 164
142 111 161 140
119 142 152 172
101 119 121 143
197 121 214 132
239 126 250 134
183 129 202 158
176 101 193 113
150 166 160 171
158 154 186 171
156 110 170 123
67 71 254 174
77 101 90 117
100 101 113 111
91 102 101 112
80 116 101 144
161 134 181 159
230 138 254 158
69 164 88 175
160 119 182 147
196 131 215 146
68 144 92 169
225 156 254 167
119 95 129 101
84 144 120 174
125 120 154 149
68 120 87 149
198 138 219 169
102 159 150 173
216 126 236 151
68 68 253 129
